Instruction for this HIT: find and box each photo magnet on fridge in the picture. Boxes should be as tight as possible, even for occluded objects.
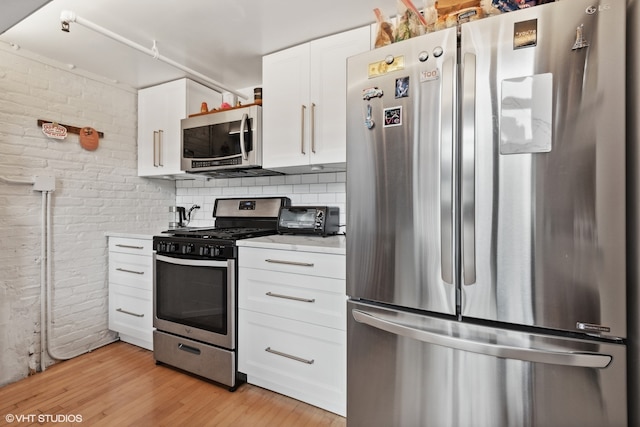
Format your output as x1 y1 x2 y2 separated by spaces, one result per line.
395 76 409 98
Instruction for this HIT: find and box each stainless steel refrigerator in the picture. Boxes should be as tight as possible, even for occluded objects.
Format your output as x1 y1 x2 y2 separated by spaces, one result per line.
346 1 627 426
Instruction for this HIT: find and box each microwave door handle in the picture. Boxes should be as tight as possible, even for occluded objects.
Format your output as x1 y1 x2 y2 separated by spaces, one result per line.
239 113 249 161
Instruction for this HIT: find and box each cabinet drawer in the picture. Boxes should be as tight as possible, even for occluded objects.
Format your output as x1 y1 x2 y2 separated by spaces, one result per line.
239 267 345 330
108 284 153 350
109 237 153 256
109 252 153 290
238 310 346 416
239 247 345 279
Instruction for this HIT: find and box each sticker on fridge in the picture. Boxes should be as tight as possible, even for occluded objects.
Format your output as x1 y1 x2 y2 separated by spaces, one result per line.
383 106 402 127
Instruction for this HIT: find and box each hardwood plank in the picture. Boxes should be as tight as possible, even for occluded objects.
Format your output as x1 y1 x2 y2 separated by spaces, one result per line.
0 342 346 427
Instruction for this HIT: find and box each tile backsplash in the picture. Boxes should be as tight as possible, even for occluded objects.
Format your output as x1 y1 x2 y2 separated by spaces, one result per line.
175 172 346 232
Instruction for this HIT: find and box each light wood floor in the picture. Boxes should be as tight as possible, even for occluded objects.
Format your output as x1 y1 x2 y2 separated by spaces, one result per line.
0 341 346 426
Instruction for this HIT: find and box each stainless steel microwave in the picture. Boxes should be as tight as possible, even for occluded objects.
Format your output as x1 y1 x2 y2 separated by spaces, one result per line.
181 104 274 177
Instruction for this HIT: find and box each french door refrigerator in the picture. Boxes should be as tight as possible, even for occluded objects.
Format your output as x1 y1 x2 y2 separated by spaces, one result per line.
346 0 627 426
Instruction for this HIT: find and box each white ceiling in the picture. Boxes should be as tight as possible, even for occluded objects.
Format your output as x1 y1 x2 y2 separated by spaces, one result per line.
0 0 380 94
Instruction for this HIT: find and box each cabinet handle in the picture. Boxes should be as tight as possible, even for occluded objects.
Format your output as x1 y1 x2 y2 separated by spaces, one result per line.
265 347 314 365
116 308 144 318
153 130 159 167
265 259 314 267
116 267 145 275
115 244 144 250
301 104 306 155
311 102 316 154
158 129 164 167
266 292 315 303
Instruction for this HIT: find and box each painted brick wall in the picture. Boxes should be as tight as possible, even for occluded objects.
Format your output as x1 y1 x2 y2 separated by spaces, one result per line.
175 173 347 232
0 48 174 386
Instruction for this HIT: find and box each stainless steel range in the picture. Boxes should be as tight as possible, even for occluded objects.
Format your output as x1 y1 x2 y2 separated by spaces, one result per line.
153 197 290 390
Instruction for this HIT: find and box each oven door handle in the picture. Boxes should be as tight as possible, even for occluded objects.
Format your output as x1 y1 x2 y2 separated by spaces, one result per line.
155 254 230 268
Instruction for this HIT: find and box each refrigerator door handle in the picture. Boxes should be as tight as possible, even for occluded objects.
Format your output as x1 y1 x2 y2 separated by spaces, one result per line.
352 309 612 369
461 52 477 286
440 57 455 285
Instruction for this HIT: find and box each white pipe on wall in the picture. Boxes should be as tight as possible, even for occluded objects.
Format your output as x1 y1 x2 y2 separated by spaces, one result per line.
0 175 33 185
59 10 247 100
43 190 116 362
40 192 46 372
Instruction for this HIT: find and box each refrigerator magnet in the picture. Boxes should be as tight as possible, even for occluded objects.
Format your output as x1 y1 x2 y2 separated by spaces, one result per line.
395 77 409 98
420 68 440 83
383 106 402 127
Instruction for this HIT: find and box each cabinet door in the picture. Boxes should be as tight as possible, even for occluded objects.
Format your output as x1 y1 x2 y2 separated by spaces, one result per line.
239 310 346 416
309 26 370 166
262 43 311 170
137 79 220 177
239 267 346 330
109 284 153 350
137 80 187 176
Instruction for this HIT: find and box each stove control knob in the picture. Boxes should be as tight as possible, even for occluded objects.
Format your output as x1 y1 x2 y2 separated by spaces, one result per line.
182 244 193 254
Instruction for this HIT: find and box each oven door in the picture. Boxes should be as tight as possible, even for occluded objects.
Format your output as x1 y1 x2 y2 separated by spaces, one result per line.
153 254 235 350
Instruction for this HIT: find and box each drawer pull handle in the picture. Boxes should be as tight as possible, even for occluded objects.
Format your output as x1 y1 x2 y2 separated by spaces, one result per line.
178 343 201 355
265 259 314 267
116 308 144 318
115 244 145 250
265 347 314 365
116 267 145 275
266 292 315 303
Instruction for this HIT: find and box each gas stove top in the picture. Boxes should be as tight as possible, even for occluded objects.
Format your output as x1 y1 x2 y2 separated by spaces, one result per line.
164 226 277 240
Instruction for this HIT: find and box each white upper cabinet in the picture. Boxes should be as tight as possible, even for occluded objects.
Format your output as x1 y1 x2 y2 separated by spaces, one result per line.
137 78 221 178
262 26 370 174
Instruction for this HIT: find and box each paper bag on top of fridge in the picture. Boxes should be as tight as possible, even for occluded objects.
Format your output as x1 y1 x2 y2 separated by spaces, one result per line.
394 0 427 42
431 0 489 31
422 0 438 33
374 8 394 48
423 0 486 32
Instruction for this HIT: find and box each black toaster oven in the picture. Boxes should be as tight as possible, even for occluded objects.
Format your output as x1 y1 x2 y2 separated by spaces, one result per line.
277 206 340 236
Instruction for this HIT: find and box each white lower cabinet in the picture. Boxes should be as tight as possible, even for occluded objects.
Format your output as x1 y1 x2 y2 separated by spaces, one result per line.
108 236 154 350
238 246 346 416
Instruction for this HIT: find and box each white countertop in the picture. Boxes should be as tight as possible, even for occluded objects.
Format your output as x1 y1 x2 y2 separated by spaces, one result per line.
106 230 347 255
237 234 346 255
105 230 165 239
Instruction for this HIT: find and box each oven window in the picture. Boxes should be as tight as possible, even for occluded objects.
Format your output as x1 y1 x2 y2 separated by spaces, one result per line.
183 119 253 159
155 259 228 335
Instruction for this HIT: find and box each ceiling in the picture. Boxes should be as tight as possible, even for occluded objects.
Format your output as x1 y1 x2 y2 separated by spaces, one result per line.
0 0 380 95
